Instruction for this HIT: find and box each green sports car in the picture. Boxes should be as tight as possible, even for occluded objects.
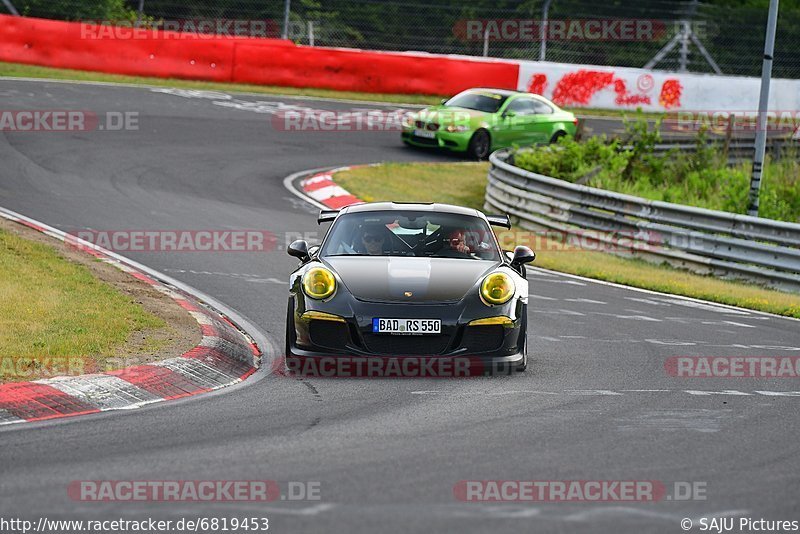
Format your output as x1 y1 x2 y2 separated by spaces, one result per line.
401 88 578 159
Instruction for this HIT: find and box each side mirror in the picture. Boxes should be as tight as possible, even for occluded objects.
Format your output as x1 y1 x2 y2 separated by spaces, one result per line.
502 110 516 119
288 239 309 261
511 245 535 266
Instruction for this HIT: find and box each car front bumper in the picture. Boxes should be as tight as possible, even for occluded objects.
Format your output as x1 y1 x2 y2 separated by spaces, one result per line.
287 297 525 376
401 128 472 152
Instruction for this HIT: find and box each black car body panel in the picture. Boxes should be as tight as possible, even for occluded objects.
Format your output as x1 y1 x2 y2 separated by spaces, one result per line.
285 202 533 375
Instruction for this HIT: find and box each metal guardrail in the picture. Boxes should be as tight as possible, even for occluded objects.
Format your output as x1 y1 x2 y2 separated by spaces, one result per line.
485 149 800 293
638 136 796 164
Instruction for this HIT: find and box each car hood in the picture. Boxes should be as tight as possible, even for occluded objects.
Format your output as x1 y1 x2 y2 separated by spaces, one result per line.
417 106 489 125
324 256 500 303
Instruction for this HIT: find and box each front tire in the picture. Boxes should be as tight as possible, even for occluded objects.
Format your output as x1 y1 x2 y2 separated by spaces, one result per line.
467 129 491 160
549 130 567 144
517 311 528 372
285 297 295 360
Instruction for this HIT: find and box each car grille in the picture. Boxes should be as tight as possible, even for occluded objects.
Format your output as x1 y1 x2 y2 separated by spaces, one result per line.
427 122 439 131
461 325 505 353
411 136 438 146
364 334 450 355
415 120 425 128
309 321 349 350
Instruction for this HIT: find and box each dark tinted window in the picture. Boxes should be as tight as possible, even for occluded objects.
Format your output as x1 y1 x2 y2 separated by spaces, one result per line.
321 211 500 261
445 91 508 113
506 97 536 116
532 99 554 114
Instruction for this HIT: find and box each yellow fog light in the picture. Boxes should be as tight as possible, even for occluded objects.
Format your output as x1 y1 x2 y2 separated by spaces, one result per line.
480 272 515 305
468 316 514 328
301 311 345 323
302 267 336 299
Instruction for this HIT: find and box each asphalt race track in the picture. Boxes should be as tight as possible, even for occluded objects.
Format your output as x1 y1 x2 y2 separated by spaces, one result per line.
1 79 799 534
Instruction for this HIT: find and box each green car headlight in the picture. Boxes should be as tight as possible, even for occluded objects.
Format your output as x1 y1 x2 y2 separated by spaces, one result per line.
303 267 336 299
401 114 416 128
445 124 470 133
480 272 515 305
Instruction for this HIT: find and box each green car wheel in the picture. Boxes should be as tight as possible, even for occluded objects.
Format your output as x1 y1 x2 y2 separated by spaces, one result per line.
468 129 491 160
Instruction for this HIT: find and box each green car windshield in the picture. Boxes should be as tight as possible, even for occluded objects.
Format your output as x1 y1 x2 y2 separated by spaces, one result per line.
444 91 507 113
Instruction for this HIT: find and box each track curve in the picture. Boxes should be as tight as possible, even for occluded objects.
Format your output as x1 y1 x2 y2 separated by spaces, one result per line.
1 79 799 534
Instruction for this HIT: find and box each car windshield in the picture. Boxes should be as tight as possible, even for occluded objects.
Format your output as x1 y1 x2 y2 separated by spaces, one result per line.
320 210 501 261
444 91 507 113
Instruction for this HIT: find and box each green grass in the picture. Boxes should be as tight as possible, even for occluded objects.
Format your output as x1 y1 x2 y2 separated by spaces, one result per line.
333 161 800 318
513 127 800 223
336 162 488 208
0 228 165 381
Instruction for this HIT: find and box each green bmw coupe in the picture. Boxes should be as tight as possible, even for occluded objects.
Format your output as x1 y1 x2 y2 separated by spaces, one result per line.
401 88 578 159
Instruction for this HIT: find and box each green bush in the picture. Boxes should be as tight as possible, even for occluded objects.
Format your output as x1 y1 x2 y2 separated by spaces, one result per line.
512 111 800 223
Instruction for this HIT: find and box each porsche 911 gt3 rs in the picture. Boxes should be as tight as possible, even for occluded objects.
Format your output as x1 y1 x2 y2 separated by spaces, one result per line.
284 202 535 375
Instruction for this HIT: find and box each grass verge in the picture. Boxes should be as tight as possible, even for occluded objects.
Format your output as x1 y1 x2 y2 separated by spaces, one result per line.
0 219 199 382
334 161 800 318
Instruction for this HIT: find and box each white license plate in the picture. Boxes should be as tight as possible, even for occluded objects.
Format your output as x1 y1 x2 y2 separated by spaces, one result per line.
413 129 436 139
372 318 441 334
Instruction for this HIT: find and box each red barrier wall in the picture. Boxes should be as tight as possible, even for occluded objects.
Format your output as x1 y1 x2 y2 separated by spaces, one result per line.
233 44 519 95
0 15 519 95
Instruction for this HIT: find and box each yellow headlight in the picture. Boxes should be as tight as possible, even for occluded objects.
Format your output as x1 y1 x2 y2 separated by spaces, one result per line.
303 267 336 299
480 272 515 305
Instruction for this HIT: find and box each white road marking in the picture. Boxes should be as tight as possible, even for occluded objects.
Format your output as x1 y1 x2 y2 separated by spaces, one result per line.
537 279 587 286
525 266 800 322
566 390 624 396
410 390 800 398
654 298 751 315
531 309 585 316
591 312 661 322
684 390 753 396
722 320 757 328
536 335 562 342
624 297 671 306
528 294 557 300
645 339 698 345
564 298 607 304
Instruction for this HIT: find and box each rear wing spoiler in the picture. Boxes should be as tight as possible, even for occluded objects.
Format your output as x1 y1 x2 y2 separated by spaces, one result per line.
318 209 339 224
486 214 511 229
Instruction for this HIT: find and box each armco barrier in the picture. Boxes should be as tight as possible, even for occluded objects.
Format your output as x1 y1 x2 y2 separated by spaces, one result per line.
485 149 800 293
0 15 518 96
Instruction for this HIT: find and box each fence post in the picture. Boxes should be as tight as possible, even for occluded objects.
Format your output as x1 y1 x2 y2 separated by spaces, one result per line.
539 0 552 61
747 0 780 217
281 0 291 40
2 0 19 16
